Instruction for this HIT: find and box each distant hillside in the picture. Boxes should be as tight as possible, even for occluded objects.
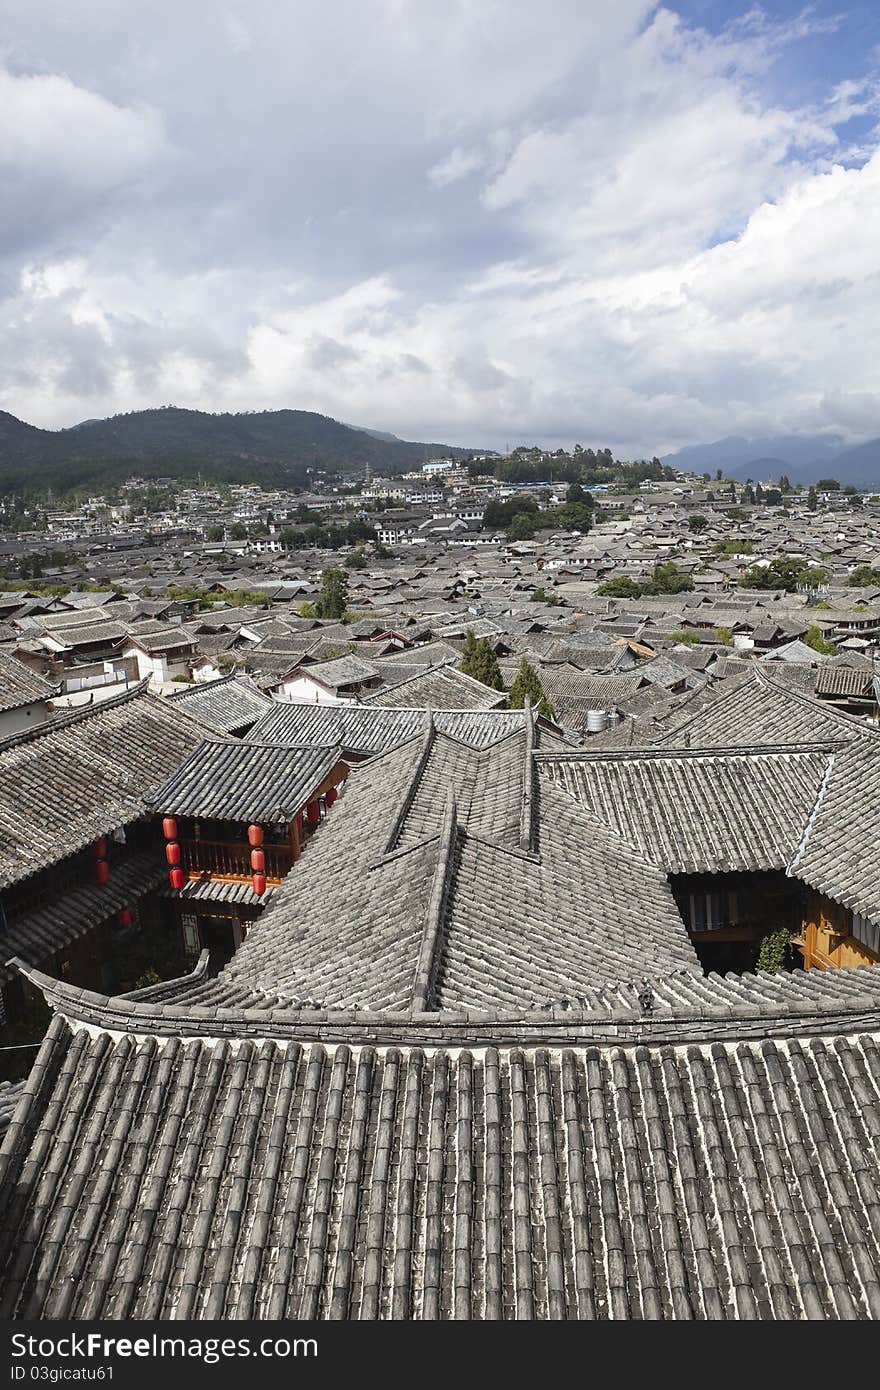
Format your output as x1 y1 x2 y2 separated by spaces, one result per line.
662 434 844 480
0 407 479 494
820 436 880 489
662 432 880 488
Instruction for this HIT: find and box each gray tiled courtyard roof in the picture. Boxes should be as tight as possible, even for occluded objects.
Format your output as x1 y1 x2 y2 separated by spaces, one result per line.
194 725 698 1012
0 686 206 889
363 663 507 710
0 652 57 714
248 701 530 751
149 739 343 821
0 983 879 1319
538 745 834 874
166 674 271 732
0 850 166 984
656 667 880 748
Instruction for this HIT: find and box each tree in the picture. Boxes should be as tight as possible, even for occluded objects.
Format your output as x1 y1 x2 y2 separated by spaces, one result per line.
508 511 536 541
816 478 840 490
807 485 818 511
297 600 317 618
804 625 838 656
740 558 827 593
848 564 880 587
743 484 756 506
345 549 367 569
205 524 224 542
530 586 561 605
228 523 248 540
642 562 694 595
687 514 708 532
596 575 643 598
508 657 555 719
779 475 791 492
315 568 349 619
460 629 504 691
756 926 794 973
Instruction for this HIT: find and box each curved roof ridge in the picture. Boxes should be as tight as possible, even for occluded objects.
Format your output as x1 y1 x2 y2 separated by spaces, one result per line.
9 957 880 1046
0 677 151 752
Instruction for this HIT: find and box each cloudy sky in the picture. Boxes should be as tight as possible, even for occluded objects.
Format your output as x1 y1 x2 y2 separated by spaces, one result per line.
1 0 879 454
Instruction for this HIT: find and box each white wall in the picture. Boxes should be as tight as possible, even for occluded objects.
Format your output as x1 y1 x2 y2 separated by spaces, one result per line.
0 700 52 737
274 674 354 705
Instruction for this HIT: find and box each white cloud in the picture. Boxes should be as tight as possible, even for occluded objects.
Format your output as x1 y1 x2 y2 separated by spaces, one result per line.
427 147 485 187
0 66 166 255
0 1 879 454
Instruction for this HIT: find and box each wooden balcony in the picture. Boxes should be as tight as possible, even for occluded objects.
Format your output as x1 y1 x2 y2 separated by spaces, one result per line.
181 839 292 884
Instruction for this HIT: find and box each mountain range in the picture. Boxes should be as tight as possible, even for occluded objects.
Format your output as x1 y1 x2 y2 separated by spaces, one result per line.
0 407 479 494
662 433 880 488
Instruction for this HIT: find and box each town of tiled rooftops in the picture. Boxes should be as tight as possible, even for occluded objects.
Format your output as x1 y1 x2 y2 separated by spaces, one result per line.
0 472 879 1322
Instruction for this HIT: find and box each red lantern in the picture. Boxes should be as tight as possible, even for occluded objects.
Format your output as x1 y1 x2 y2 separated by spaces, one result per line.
165 842 181 866
169 867 185 891
248 823 264 848
250 848 265 873
307 802 320 825
162 817 178 841
252 872 267 897
94 859 109 886
325 787 338 807
93 837 108 858
116 907 132 928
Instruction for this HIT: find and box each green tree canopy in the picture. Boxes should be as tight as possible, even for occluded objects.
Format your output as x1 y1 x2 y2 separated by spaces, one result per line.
642 562 694 595
508 656 555 719
316 567 349 619
460 630 504 691
848 564 880 587
740 558 828 593
687 513 708 532
597 575 643 598
508 511 537 541
804 625 838 656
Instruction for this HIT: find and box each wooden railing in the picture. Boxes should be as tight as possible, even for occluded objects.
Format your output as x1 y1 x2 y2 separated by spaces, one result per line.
182 839 292 882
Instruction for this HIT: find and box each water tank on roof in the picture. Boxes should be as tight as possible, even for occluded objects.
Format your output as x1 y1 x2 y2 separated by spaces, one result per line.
586 709 609 734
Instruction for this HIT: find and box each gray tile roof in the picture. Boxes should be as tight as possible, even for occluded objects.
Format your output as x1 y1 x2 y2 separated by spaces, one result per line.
0 850 166 983
193 726 698 1012
1 1008 879 1319
539 746 833 874
166 877 277 907
166 674 272 732
0 652 57 713
0 686 206 889
790 739 880 925
655 668 880 748
363 662 507 710
0 1081 25 1138
248 701 530 752
148 739 344 821
295 654 379 688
